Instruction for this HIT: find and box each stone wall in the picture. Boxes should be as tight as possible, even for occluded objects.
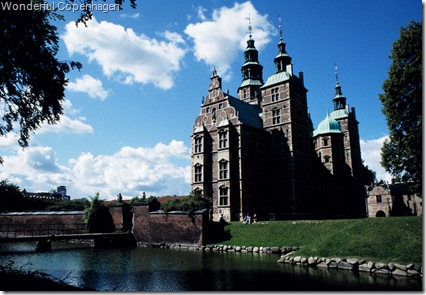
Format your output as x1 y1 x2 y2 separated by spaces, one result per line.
131 204 207 247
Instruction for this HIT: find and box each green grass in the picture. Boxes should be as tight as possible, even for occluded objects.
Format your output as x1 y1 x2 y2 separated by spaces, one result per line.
218 216 422 265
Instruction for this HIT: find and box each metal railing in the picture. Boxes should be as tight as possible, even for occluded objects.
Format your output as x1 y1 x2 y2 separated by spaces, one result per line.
0 223 90 238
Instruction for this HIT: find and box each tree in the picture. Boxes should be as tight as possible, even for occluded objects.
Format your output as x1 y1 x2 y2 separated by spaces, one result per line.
0 179 24 212
379 20 422 181
0 1 81 163
84 193 115 233
0 0 137 164
146 196 161 212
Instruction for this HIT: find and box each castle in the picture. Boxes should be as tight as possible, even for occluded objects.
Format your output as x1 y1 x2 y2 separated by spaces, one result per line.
191 25 366 221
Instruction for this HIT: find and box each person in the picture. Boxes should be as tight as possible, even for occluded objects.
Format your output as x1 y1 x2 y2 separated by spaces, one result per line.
244 213 251 224
253 214 258 223
219 214 226 224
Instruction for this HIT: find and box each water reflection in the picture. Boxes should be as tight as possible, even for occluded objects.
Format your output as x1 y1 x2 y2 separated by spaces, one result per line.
0 242 421 291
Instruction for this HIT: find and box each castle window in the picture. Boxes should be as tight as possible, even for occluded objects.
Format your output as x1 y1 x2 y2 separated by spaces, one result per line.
194 136 203 153
243 89 247 99
219 159 228 179
272 109 281 124
219 103 223 109
219 130 228 149
194 188 203 197
194 164 202 182
376 195 382 203
323 137 329 146
271 87 280 102
219 186 229 206
324 155 330 163
212 108 217 122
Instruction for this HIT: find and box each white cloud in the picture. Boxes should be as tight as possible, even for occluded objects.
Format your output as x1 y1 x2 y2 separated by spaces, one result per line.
0 146 72 191
184 1 275 80
37 99 93 135
0 140 191 200
120 13 140 19
62 17 187 90
67 74 109 100
360 135 392 182
69 140 191 199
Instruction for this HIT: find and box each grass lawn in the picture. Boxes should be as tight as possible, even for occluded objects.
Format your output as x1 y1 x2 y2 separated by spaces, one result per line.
217 216 422 265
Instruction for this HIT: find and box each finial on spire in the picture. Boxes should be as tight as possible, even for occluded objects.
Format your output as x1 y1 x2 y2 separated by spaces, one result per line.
334 63 339 84
245 14 252 37
278 15 283 40
212 66 217 77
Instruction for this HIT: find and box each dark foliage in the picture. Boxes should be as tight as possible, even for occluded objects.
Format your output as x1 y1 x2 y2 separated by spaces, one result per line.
379 21 422 181
0 1 82 163
84 193 115 233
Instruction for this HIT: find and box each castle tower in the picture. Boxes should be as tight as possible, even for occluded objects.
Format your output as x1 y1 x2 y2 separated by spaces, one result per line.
329 68 362 178
328 67 365 217
237 16 264 105
259 20 313 215
312 112 345 175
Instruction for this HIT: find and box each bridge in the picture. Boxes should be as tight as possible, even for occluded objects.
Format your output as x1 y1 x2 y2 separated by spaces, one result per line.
0 223 134 251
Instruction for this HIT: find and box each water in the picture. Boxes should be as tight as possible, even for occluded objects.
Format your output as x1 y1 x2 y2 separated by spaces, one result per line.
0 242 421 291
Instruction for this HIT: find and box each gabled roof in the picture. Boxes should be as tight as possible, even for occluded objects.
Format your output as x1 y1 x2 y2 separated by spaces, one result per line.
227 95 263 129
260 71 291 89
330 108 350 120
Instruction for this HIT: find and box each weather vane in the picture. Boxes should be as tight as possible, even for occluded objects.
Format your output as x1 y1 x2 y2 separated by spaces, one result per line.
335 63 339 83
245 14 252 37
279 15 282 39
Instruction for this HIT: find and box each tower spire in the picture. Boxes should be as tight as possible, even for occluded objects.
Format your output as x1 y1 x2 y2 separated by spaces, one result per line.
333 64 346 110
273 16 292 73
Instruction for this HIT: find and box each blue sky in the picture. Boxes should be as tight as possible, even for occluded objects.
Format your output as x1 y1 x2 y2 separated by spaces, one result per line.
0 0 421 200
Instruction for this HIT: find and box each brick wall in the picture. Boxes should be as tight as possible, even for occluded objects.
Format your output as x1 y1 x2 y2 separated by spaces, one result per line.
0 212 85 236
132 204 207 247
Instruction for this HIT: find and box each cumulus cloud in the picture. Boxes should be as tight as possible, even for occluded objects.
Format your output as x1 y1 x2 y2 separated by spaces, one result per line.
0 146 72 191
62 17 187 89
185 1 275 80
69 140 191 199
360 135 392 182
0 140 191 200
37 99 93 135
67 74 110 100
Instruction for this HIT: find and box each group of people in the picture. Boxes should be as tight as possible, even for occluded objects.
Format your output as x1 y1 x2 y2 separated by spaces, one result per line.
242 213 257 224
218 213 258 224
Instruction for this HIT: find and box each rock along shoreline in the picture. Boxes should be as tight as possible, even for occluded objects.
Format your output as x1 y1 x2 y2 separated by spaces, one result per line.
144 242 422 280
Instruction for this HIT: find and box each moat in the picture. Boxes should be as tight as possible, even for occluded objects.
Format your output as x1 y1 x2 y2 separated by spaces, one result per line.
0 242 421 291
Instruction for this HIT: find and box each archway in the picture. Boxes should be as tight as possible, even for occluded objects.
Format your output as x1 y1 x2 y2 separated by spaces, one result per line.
376 210 386 217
